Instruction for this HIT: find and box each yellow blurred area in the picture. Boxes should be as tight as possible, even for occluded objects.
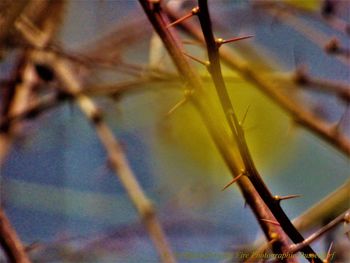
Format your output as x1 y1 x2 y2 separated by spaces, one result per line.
283 0 320 11
153 67 294 195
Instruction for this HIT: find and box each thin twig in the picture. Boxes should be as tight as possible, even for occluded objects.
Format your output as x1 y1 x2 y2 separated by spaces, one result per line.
32 50 176 263
0 209 31 263
15 10 177 263
288 209 350 254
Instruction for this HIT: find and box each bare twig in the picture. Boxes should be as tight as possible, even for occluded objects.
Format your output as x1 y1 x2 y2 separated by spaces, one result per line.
288 209 350 254
0 209 31 263
257 5 350 65
293 69 350 104
31 50 176 263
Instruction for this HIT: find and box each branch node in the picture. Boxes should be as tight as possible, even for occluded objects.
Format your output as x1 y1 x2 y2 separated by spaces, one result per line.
325 38 340 54
293 66 309 85
148 0 161 12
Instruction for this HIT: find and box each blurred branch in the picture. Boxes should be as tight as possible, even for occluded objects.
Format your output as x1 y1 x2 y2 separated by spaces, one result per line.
165 6 350 157
257 4 350 65
46 53 176 263
252 0 350 36
0 0 28 50
292 69 350 104
0 209 30 263
288 209 350 254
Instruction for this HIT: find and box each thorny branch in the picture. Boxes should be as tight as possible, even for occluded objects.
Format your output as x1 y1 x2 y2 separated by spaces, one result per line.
196 0 321 261
165 5 350 157
138 0 331 262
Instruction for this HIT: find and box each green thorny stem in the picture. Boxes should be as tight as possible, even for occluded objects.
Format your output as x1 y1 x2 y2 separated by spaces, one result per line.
138 0 322 262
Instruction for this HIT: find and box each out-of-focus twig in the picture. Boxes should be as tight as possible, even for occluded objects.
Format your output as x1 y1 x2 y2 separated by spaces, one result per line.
16 14 177 259
0 0 28 49
0 209 31 263
258 5 350 65
15 9 176 259
288 209 350 254
35 51 176 263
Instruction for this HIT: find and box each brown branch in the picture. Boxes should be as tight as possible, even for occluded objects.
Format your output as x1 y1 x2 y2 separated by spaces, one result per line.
165 6 350 157
14 7 177 263
31 50 176 263
0 0 28 48
137 1 318 262
197 1 319 261
288 209 350 254
293 69 350 104
260 5 349 65
0 209 31 263
249 179 350 260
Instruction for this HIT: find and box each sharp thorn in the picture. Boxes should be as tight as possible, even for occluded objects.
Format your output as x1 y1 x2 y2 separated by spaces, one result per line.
166 13 193 28
216 35 254 47
165 97 187 117
183 52 210 67
274 194 302 202
239 105 251 126
222 173 243 191
260 219 280 226
324 242 334 263
166 6 199 28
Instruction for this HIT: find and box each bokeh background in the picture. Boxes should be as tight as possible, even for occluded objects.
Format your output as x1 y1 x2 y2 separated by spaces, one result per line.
0 0 349 262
